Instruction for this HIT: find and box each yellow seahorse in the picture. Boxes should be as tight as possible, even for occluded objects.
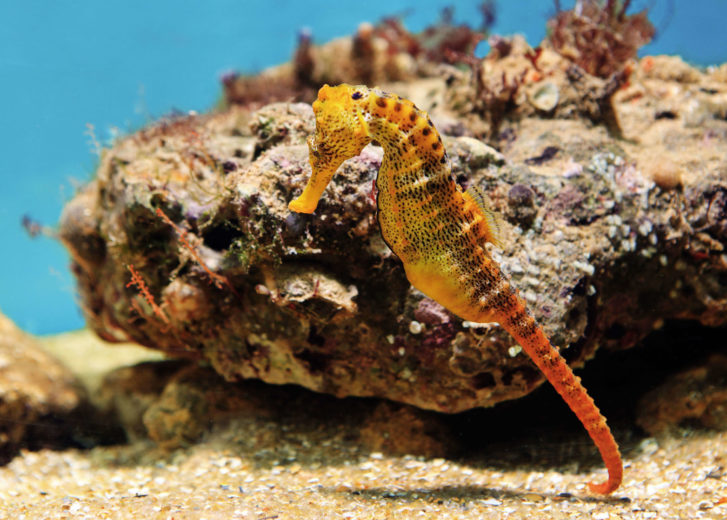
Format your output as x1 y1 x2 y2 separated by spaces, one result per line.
288 84 622 494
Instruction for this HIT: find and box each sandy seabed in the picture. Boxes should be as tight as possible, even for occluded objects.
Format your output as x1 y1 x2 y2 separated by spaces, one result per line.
0 426 725 519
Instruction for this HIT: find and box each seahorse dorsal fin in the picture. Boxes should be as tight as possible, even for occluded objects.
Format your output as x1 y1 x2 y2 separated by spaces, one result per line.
464 185 504 248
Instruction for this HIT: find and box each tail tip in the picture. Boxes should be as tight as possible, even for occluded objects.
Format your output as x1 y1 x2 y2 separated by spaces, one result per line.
587 476 622 495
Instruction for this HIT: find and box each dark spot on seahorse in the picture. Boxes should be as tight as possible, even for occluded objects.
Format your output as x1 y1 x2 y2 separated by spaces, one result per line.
394 102 402 112
440 155 447 164
376 97 387 108
422 127 431 136
427 118 434 127
352 91 363 100
409 112 417 123
432 142 440 150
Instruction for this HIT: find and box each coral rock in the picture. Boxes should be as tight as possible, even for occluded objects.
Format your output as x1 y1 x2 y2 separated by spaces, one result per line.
0 312 91 460
637 354 727 436
60 52 727 414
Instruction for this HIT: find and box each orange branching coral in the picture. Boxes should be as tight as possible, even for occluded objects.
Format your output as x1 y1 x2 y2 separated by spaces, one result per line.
155 208 236 294
548 0 655 78
126 264 170 324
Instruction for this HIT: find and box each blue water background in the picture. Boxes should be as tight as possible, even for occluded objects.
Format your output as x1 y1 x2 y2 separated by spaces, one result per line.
1 1 725 335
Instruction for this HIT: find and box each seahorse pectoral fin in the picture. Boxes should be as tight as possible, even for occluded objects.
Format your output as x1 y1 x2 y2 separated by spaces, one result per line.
463 185 504 248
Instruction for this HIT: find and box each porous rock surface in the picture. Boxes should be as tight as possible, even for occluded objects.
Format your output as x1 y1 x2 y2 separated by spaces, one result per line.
59 50 727 413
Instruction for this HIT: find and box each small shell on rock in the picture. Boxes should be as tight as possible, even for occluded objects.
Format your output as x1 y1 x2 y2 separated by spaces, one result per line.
529 82 559 112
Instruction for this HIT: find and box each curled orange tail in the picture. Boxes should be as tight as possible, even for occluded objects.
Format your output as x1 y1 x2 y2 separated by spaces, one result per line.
499 298 622 494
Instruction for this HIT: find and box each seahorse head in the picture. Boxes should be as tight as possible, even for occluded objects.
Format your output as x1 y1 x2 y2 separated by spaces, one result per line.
288 84 373 214
308 84 372 173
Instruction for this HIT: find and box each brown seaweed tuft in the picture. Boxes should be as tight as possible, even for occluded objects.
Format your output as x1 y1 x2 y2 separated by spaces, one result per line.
548 0 655 78
222 72 300 109
223 5 497 109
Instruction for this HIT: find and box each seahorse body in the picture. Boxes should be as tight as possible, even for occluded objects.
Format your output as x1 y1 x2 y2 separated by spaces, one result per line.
289 84 622 494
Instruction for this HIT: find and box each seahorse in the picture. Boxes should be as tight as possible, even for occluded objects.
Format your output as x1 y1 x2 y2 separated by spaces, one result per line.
288 84 622 494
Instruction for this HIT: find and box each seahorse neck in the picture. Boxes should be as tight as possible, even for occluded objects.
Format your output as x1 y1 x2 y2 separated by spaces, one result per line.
354 95 446 174
364 117 408 155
